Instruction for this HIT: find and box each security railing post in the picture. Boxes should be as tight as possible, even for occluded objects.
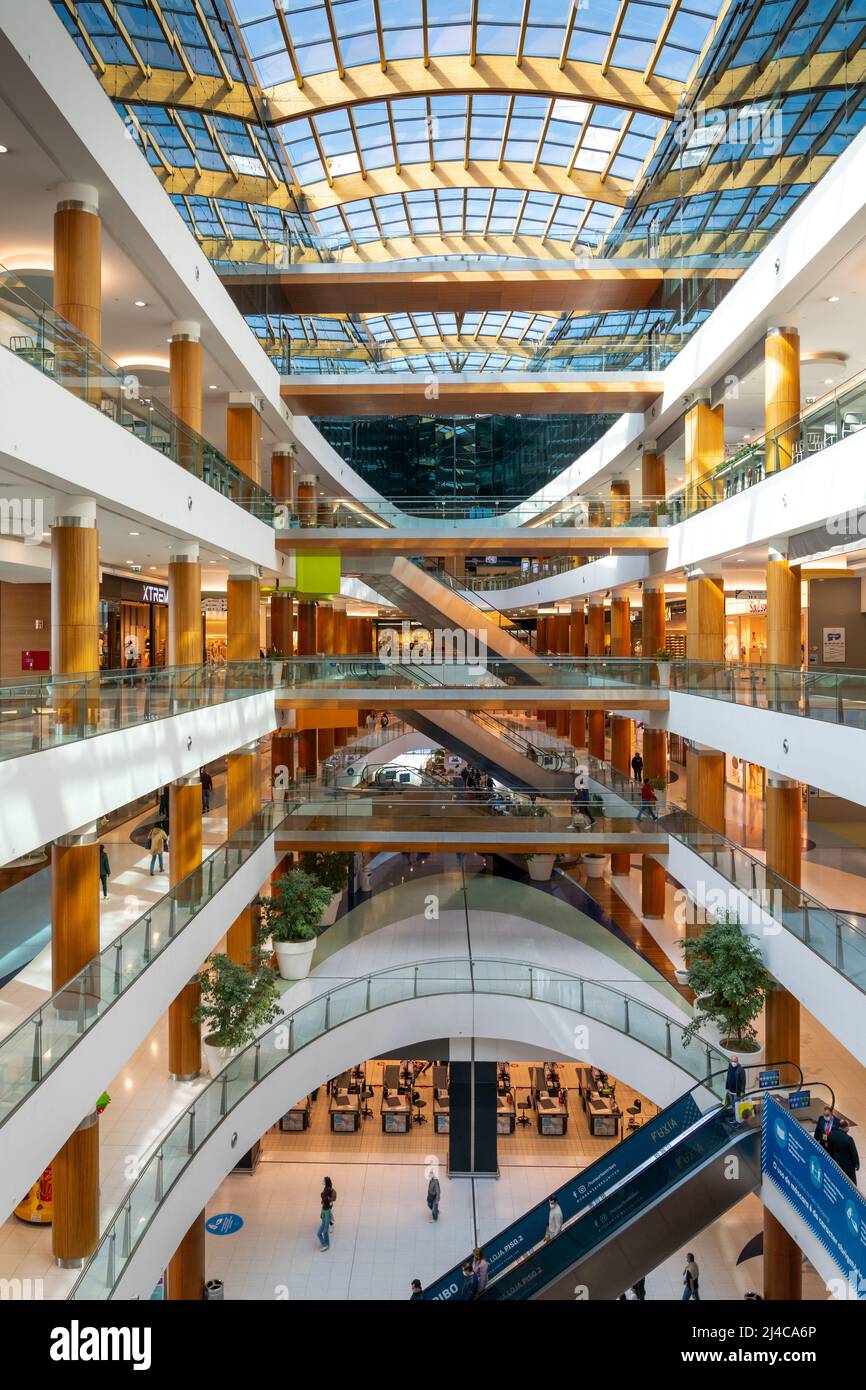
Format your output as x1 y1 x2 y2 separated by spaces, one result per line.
121 1200 132 1258
624 997 630 1034
31 1015 43 1083
155 1150 164 1202
107 1229 116 1287
836 916 843 972
254 1042 261 1082
187 1109 196 1155
665 1021 672 1058
114 941 123 995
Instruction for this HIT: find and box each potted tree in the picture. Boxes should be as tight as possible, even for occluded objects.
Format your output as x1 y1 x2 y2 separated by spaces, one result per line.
680 913 771 1057
195 949 282 1076
255 869 332 980
655 648 673 687
300 850 353 925
268 647 287 685
514 802 556 881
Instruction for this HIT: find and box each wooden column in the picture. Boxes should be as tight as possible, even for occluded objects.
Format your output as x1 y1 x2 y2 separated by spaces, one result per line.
553 610 570 735
226 395 263 485
766 777 801 887
167 1212 206 1301
52 1110 99 1267
316 602 334 654
296 601 318 775
569 604 586 748
642 445 665 523
686 745 725 834
54 182 101 346
226 743 260 963
765 327 800 474
686 574 725 660
168 549 201 668
767 550 801 668
169 321 202 435
227 572 260 662
298 476 317 527
587 598 606 760
610 478 631 526
333 609 350 746
642 581 666 662
168 775 203 1081
764 982 802 1299
52 505 99 731
271 589 294 655
685 398 724 511
609 715 632 876
271 446 295 509
51 827 99 994
641 728 668 917
610 596 630 658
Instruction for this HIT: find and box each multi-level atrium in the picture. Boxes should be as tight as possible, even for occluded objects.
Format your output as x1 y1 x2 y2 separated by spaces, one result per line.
2 0 866 1350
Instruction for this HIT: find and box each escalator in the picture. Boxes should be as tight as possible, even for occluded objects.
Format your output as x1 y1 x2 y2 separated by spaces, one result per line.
348 555 539 680
402 707 571 793
423 1076 771 1301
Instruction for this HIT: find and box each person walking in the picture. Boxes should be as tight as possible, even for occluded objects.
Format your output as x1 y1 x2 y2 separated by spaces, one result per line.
426 1171 441 1222
316 1195 333 1251
682 1252 700 1301
473 1248 489 1294
158 785 169 819
410 1279 424 1300
98 844 111 900
828 1120 860 1185
200 767 213 812
636 777 659 822
365 711 376 731
631 1276 647 1300
544 1195 563 1242
725 1055 747 1119
459 1260 479 1299
631 751 644 782
148 823 168 875
321 1176 337 1227
380 712 389 730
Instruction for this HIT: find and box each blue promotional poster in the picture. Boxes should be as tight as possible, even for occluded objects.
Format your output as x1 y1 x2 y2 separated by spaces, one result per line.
762 1094 866 1297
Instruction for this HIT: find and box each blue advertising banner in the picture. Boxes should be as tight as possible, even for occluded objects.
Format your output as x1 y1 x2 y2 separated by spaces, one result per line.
423 1089 704 1300
762 1094 866 1297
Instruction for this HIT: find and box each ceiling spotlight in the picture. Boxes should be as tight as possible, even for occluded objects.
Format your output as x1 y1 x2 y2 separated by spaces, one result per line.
827 295 839 303
209 384 218 390
129 530 140 536
134 300 147 308
0 145 8 155
825 378 834 384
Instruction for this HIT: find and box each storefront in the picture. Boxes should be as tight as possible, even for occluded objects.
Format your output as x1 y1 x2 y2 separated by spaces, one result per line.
202 593 227 665
725 593 768 663
99 576 169 671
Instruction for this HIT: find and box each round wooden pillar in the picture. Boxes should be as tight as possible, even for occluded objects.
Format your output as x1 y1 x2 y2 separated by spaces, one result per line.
610 715 632 875
587 598 606 760
686 574 725 661
642 582 666 662
642 445 665 523
298 476 317 528
610 479 631 526
54 183 101 346
168 776 203 1080
767 552 801 668
763 979 802 1299
169 550 201 668
167 1212 206 1300
296 600 317 656
51 828 100 993
271 590 294 655
227 572 260 663
52 1110 99 1267
766 777 801 887
226 743 260 963
569 604 586 747
685 398 724 509
686 745 725 835
169 322 202 435
271 446 295 508
641 726 668 917
226 398 263 486
52 506 99 732
765 327 800 473
610 596 630 658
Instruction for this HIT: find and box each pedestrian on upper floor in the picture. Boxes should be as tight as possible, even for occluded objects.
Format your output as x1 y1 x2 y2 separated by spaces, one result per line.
426 1172 441 1222
544 1196 563 1242
815 1106 838 1148
725 1055 747 1118
682 1253 700 1301
98 845 111 899
148 823 168 875
410 1279 424 1300
631 751 644 781
459 1261 479 1299
321 1176 337 1227
200 767 213 812
636 777 658 821
473 1248 489 1294
316 1196 333 1251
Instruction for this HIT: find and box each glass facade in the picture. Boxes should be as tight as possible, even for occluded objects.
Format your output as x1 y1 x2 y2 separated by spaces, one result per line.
313 413 615 500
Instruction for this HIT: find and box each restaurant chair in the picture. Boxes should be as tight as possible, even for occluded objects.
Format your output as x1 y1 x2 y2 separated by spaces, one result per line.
412 1091 428 1125
627 1099 643 1132
516 1091 532 1128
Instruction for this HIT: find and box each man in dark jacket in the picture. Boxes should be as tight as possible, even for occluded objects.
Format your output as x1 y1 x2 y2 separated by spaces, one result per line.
815 1107 837 1148
828 1121 860 1186
725 1056 746 1117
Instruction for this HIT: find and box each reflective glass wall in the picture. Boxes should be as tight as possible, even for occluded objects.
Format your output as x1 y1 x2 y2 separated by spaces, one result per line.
313 414 616 500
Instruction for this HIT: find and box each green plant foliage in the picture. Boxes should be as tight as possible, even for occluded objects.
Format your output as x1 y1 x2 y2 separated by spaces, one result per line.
194 949 281 1049
680 912 772 1048
299 850 353 894
255 869 333 944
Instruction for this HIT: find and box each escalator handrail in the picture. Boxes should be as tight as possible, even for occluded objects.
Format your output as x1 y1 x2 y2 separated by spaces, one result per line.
425 1062 803 1299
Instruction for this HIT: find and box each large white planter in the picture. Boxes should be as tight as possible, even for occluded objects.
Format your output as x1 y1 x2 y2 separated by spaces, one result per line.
271 660 285 685
274 938 317 981
582 853 609 880
204 1037 241 1079
319 887 344 927
527 854 556 881
656 663 671 687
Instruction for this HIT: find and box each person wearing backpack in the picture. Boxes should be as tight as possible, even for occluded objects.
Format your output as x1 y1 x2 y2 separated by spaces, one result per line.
426 1171 441 1222
321 1176 337 1229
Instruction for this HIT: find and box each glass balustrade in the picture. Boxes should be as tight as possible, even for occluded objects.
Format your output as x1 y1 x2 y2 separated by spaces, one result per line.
0 661 273 763
0 802 292 1129
0 266 274 522
276 656 661 692
70 957 727 1299
669 660 866 728
278 493 679 530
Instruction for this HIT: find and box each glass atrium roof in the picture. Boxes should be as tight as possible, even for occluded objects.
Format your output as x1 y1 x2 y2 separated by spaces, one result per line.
52 0 866 372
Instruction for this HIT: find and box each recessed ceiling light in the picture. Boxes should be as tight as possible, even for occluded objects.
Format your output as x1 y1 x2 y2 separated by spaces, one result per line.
129 530 140 536
134 300 147 308
825 378 834 384
209 384 218 390
0 145 8 155
827 295 839 303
